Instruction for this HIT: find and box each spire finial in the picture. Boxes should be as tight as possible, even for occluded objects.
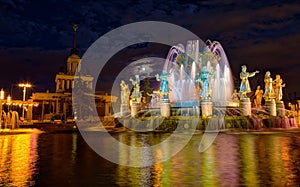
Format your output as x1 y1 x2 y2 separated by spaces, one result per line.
73 24 78 32
73 24 78 49
70 24 79 55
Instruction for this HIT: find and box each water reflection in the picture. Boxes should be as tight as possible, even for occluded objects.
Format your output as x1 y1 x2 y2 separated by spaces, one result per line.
114 132 300 186
240 135 259 186
0 133 39 186
215 134 240 187
0 131 300 186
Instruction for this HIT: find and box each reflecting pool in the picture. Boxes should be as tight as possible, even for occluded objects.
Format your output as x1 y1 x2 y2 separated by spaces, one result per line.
1 130 300 186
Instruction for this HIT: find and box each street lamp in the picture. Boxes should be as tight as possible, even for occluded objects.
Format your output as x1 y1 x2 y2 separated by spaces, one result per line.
18 83 32 120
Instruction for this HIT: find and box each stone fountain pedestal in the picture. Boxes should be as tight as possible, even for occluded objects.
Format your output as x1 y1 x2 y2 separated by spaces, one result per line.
120 104 129 117
131 102 139 117
160 101 171 117
240 98 251 116
276 101 285 117
201 100 212 117
265 99 276 116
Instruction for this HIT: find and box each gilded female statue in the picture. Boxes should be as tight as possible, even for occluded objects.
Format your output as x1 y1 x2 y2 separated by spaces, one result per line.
239 65 259 99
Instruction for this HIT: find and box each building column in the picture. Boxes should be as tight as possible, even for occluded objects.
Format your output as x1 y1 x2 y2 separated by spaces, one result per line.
56 79 60 91
56 98 60 114
41 100 45 121
63 102 67 123
67 62 71 74
104 102 110 116
51 101 55 113
61 79 65 91
66 80 70 90
26 101 33 121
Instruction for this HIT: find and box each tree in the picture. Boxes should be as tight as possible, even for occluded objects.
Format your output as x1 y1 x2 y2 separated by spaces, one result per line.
142 78 153 107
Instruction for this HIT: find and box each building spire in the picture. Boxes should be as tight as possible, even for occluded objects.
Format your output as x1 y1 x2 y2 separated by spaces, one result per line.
70 24 79 55
73 24 78 49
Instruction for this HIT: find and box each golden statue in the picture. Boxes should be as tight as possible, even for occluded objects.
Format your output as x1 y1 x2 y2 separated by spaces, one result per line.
239 65 259 99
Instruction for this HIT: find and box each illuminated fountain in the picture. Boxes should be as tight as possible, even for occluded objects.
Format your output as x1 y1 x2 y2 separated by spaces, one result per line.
161 39 234 108
115 39 298 131
0 111 19 129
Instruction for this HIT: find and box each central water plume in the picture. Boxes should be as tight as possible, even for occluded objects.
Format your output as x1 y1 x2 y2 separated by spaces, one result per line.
161 39 234 107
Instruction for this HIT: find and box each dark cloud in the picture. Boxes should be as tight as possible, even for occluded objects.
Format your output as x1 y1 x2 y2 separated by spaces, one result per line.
0 48 68 92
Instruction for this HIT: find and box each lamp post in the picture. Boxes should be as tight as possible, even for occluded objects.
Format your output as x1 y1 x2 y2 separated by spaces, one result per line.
18 83 31 120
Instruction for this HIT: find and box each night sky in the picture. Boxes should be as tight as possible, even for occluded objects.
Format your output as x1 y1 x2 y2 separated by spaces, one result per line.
0 0 300 103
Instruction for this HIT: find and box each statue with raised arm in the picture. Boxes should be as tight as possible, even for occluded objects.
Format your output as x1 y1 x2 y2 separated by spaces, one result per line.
196 66 213 101
263 71 275 100
274 74 285 102
129 75 142 103
120 80 130 105
239 65 259 99
156 70 172 101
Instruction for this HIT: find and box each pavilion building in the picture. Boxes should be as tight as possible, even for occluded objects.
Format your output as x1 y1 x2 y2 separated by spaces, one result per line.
29 25 117 122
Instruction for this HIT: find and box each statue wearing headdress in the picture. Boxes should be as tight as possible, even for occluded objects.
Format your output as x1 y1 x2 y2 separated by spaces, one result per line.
120 80 130 105
130 75 142 103
156 70 172 101
263 71 275 101
239 65 259 99
196 66 213 101
274 74 285 102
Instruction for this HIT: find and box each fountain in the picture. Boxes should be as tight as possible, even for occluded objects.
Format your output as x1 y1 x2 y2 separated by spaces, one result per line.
159 39 234 111
115 39 298 132
0 111 19 129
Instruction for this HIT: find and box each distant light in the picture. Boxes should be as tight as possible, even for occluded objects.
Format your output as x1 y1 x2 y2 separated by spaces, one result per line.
18 83 32 88
0 89 4 100
7 95 11 103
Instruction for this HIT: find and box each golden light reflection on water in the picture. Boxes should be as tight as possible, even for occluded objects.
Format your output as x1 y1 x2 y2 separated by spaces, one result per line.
2 131 300 186
267 136 285 186
71 133 77 164
152 149 163 187
115 132 300 186
200 145 218 187
0 133 39 186
280 136 297 186
240 135 259 186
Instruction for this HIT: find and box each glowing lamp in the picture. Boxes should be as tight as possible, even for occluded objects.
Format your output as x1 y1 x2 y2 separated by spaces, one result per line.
0 89 4 100
18 83 32 88
7 95 11 103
